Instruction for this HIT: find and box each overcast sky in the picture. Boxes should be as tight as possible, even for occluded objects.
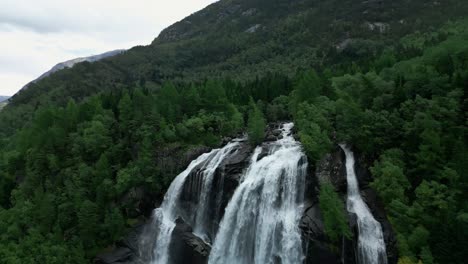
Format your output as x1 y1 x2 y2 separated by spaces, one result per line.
0 0 217 96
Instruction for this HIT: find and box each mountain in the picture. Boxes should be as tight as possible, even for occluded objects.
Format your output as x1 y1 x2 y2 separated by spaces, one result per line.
19 49 125 92
0 96 9 110
9 0 468 108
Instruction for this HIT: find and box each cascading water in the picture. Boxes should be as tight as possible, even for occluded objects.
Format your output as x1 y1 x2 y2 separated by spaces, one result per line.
340 144 387 264
146 141 240 264
208 123 307 264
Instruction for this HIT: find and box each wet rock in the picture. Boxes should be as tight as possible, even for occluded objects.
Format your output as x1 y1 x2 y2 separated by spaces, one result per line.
178 140 253 240
257 148 269 161
301 202 342 264
272 129 282 136
221 137 232 145
169 218 210 264
211 141 253 231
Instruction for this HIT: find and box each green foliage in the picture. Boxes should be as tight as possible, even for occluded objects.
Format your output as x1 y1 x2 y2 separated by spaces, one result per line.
319 183 352 243
294 101 333 161
247 99 266 145
370 149 410 204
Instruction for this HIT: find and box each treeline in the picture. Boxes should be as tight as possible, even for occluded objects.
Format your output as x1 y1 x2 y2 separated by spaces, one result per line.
0 19 467 264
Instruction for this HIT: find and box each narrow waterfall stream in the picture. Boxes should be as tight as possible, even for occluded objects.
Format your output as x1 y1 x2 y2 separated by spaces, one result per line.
146 141 241 264
208 123 307 264
340 144 387 264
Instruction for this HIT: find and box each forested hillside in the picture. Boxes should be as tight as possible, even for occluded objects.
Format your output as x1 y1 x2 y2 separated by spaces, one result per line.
0 0 467 263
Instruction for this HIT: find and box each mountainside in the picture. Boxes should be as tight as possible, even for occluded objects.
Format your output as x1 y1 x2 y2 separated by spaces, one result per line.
0 96 9 110
20 49 126 92
0 1 467 264
7 0 468 110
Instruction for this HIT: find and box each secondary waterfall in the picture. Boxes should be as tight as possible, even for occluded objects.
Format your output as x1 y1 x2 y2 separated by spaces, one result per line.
146 141 240 264
340 144 387 264
208 123 307 264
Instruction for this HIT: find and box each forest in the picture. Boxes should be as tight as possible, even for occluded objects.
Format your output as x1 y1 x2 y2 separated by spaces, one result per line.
0 12 467 264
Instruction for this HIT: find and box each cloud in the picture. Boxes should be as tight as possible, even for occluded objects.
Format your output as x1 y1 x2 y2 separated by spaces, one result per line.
0 0 217 95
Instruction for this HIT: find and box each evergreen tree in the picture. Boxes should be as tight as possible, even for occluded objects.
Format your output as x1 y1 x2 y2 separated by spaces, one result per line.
247 99 266 145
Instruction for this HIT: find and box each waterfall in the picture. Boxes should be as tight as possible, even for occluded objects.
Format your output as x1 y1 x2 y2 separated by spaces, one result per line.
208 123 307 264
340 144 387 264
146 141 240 264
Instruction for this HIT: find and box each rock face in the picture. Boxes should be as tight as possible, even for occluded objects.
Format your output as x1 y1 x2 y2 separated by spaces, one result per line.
168 218 211 264
301 201 343 264
301 146 348 264
301 145 398 264
178 139 253 241
315 146 347 193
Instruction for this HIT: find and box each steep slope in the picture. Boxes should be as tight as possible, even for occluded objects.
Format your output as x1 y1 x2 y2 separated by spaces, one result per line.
8 0 468 109
0 96 9 110
20 50 125 92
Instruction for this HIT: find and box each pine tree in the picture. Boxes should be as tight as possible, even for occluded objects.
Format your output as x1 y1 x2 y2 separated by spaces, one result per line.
247 99 266 146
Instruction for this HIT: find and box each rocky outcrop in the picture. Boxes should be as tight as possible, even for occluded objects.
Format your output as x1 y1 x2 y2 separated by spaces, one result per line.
301 201 343 264
179 139 253 241
168 218 211 264
315 146 347 193
301 146 349 264
301 145 397 264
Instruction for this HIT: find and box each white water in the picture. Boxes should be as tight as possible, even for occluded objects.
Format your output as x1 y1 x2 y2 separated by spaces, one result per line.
340 144 387 264
208 123 307 264
149 141 240 264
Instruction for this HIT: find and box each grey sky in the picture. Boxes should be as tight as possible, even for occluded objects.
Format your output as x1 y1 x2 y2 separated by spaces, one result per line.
0 0 217 96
